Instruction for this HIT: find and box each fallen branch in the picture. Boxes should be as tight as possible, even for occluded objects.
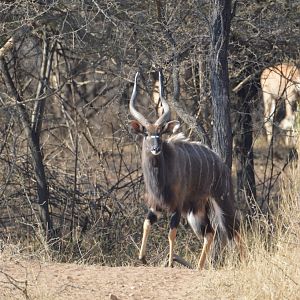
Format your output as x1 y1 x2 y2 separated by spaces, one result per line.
163 253 193 269
0 270 29 300
232 74 254 93
173 254 194 269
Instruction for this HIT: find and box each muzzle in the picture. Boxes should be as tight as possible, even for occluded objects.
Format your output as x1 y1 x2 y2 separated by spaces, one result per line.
150 135 161 155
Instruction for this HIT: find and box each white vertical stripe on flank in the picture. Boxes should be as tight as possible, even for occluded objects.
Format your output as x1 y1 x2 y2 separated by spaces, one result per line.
182 144 192 179
191 144 202 192
208 149 215 193
202 147 210 185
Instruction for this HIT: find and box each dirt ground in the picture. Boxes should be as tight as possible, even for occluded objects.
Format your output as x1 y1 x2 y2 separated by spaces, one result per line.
1 256 299 300
0 258 252 300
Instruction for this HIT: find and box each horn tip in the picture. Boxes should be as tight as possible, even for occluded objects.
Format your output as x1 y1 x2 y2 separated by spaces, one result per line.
133 72 139 84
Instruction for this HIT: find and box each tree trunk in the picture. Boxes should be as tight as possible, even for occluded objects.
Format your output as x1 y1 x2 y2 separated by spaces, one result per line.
209 0 233 168
235 79 257 217
0 30 54 238
208 0 233 267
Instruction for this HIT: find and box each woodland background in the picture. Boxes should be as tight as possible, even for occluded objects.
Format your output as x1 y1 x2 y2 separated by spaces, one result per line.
0 0 299 267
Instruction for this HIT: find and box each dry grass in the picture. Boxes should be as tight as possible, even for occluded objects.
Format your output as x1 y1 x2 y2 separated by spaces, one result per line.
235 162 300 299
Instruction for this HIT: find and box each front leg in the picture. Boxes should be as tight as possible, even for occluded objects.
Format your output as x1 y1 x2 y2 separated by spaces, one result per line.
168 210 181 267
139 209 158 264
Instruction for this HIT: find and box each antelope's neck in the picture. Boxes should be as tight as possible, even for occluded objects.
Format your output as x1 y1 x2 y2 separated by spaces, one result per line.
142 148 164 176
142 144 167 197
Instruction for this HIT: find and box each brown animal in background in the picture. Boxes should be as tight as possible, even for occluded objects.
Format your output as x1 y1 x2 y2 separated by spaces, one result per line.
261 63 300 145
151 71 164 117
129 71 243 269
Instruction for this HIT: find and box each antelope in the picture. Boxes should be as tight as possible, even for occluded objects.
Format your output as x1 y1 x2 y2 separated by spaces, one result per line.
129 71 243 269
261 63 300 145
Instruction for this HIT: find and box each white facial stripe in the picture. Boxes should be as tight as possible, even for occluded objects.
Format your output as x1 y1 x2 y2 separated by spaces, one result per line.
150 135 160 138
151 150 160 155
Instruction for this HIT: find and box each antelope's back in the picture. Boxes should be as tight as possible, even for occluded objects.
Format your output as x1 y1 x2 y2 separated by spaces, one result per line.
261 64 300 96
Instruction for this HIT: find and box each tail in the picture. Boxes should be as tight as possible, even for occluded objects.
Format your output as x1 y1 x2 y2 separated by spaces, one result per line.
211 165 240 235
209 174 244 266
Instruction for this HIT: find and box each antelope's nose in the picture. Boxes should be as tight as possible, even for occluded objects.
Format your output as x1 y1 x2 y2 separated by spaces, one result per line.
150 135 161 155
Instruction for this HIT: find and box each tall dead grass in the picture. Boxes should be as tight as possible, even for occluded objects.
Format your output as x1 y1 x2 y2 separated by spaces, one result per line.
226 161 300 299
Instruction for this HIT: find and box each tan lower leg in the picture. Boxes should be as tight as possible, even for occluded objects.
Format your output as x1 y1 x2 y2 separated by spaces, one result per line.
139 219 151 262
197 232 214 270
168 228 177 267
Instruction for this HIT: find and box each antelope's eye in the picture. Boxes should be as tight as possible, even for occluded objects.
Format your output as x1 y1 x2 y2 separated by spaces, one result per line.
143 132 148 137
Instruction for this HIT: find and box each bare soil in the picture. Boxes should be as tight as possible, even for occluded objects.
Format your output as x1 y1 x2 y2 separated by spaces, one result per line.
0 259 248 300
1 256 299 300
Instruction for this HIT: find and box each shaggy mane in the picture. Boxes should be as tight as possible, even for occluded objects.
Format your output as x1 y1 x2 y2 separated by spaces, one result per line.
167 133 188 143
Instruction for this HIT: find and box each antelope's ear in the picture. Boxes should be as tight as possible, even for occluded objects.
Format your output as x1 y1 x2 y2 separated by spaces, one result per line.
129 120 145 135
162 121 180 134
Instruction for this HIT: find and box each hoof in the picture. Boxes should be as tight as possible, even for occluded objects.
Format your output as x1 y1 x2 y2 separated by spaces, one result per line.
139 256 147 265
163 260 174 268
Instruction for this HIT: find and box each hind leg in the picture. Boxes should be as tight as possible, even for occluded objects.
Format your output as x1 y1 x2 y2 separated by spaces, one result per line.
198 231 214 270
263 92 275 144
280 94 296 146
187 207 214 270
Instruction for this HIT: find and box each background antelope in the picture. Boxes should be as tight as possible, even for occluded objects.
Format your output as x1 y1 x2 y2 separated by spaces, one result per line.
129 71 243 269
261 63 300 145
